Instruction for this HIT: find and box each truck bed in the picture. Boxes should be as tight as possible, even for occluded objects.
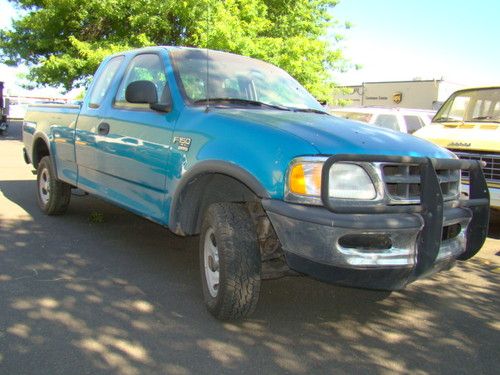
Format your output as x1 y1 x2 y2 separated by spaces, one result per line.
23 103 81 185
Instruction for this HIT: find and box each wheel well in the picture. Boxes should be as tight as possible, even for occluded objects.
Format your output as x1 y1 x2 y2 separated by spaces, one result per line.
170 173 260 235
32 138 50 168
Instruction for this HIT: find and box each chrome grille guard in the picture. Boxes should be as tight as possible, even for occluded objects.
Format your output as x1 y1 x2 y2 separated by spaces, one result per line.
320 154 490 276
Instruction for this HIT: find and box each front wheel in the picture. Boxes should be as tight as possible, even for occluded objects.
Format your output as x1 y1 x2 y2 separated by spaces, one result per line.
36 156 71 215
200 202 261 320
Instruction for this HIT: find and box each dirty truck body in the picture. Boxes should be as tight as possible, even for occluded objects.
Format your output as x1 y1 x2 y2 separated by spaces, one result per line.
22 47 489 320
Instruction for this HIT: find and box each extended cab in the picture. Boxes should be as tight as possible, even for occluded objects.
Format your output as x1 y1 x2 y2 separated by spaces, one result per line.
23 47 490 320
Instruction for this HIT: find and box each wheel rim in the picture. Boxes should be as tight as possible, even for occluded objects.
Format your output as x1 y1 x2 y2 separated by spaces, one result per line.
203 228 220 298
39 168 50 205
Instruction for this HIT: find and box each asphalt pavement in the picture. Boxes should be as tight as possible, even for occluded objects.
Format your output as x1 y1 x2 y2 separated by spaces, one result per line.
0 120 499 375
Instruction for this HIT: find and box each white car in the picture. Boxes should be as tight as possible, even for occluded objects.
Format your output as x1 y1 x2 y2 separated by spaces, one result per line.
331 107 436 134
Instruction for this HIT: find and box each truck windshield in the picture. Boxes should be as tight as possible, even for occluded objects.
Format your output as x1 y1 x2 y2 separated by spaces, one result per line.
169 49 324 112
434 87 500 123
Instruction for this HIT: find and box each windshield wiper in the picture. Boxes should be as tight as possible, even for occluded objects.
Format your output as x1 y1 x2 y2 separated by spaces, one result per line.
193 98 290 111
434 117 461 122
471 116 500 122
288 107 330 115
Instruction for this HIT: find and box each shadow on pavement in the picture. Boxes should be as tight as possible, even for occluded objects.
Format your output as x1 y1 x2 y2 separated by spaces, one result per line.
0 179 499 374
488 210 500 239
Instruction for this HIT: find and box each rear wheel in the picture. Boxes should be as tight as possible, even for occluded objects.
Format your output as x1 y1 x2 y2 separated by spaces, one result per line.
200 202 261 320
36 156 71 215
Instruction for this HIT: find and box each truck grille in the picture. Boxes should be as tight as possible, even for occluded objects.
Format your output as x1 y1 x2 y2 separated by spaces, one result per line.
450 150 500 185
380 164 460 204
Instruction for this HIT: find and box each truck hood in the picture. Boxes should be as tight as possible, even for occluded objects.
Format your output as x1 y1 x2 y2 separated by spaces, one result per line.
414 122 500 152
216 109 454 158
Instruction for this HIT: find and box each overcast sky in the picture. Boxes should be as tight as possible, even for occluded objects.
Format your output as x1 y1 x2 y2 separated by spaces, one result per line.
1 0 499 97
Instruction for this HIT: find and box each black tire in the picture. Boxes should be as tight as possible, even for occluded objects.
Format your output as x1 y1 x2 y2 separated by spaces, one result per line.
200 202 261 320
36 156 71 215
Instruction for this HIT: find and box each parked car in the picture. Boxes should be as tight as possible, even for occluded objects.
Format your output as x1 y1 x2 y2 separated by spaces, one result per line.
414 86 500 211
0 82 7 135
331 107 436 134
22 47 489 320
0 110 7 134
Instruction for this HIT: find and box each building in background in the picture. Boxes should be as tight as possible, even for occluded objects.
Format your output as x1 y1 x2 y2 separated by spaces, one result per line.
333 79 465 110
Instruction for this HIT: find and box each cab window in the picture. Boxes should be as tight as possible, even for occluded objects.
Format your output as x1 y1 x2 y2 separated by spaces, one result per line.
404 115 424 134
88 56 124 108
450 96 470 119
434 88 500 122
114 54 170 110
374 114 399 131
179 72 206 101
493 102 500 118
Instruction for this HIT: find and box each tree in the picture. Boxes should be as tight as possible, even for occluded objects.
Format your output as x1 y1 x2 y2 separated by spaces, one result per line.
0 0 350 102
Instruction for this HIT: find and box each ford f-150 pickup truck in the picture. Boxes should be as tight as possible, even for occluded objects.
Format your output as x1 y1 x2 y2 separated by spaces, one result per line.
23 47 490 320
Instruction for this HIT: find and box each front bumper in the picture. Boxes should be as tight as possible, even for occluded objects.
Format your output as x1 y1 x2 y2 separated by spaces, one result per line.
265 201 475 289
264 155 490 290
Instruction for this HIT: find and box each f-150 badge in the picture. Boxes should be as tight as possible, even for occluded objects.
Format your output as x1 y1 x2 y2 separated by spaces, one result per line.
173 136 192 151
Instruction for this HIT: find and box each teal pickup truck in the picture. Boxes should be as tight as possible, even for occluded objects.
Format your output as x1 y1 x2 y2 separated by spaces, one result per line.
23 47 489 320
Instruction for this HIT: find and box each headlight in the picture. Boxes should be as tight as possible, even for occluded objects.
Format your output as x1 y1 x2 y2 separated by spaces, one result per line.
328 163 376 199
285 157 377 205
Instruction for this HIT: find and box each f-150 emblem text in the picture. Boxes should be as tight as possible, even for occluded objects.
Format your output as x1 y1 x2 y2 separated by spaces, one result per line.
173 136 192 151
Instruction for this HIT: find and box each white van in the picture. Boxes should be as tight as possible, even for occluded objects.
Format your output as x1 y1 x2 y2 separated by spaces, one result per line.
331 107 436 134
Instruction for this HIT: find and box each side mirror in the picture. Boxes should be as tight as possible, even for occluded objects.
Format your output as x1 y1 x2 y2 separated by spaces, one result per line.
126 80 158 104
125 80 171 113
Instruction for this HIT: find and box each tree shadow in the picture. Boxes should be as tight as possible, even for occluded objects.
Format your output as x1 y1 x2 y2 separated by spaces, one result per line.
0 179 498 374
488 211 500 239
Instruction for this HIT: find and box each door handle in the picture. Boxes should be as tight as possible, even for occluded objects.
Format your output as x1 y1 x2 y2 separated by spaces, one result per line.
97 122 110 135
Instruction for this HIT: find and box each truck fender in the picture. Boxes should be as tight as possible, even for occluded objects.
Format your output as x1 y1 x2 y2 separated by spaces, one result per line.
169 160 270 235
31 132 52 168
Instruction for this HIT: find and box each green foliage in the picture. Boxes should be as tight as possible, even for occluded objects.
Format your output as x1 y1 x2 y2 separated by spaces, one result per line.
0 0 350 102
88 211 104 223
74 89 86 100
